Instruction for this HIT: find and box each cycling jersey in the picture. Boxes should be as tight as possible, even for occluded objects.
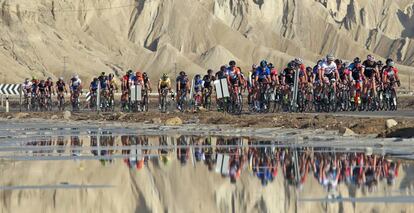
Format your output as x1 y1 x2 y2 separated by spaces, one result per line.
255 66 270 83
38 83 47 93
31 83 38 94
159 78 171 89
56 81 66 92
383 66 398 81
320 60 337 75
227 67 241 84
362 60 376 78
313 65 320 82
282 68 295 85
22 82 32 91
194 78 203 92
71 78 81 91
349 63 363 81
176 75 188 89
99 76 108 89
202 75 215 88
90 81 99 91
338 67 350 81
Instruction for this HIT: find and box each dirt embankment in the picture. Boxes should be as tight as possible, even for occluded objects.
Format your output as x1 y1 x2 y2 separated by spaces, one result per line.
1 110 413 138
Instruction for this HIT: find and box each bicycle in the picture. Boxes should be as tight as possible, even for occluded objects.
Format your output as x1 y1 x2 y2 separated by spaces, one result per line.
159 88 169 113
57 91 65 111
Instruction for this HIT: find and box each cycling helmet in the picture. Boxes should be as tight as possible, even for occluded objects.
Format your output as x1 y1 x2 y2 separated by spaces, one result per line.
162 73 168 79
385 58 392 64
47 77 52 81
143 72 148 77
376 60 383 67
252 64 257 69
229 60 236 66
220 65 226 71
268 63 274 69
93 77 98 81
24 78 29 83
127 70 133 75
195 74 201 79
101 72 105 76
287 62 295 69
294 58 303 65
59 77 64 81
136 71 142 77
207 69 213 74
260 60 267 67
353 57 361 64
306 66 312 72
326 54 334 61
334 59 342 65
179 71 185 76
367 54 375 62
387 59 395 67
109 73 114 78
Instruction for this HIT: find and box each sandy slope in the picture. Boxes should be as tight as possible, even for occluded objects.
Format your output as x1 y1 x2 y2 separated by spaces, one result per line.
0 0 413 87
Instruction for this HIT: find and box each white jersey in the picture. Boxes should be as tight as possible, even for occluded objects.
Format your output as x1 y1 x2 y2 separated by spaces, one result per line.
22 82 32 90
319 60 337 75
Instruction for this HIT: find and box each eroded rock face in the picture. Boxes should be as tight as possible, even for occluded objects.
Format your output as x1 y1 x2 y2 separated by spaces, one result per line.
0 0 413 84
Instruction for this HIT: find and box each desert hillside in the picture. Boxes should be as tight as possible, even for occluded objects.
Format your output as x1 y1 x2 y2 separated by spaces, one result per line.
0 0 413 85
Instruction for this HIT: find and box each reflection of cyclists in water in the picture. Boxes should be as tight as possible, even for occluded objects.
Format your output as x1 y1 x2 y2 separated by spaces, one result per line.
56 135 66 154
177 136 189 165
70 135 82 157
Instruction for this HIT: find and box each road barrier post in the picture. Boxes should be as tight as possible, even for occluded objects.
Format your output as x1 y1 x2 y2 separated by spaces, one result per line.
292 67 300 111
5 95 9 112
19 87 22 112
97 83 100 112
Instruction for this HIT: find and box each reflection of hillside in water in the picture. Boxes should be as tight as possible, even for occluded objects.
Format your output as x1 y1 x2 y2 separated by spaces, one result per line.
17 134 405 195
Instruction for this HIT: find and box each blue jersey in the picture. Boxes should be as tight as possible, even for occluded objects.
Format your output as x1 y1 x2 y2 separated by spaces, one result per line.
91 81 99 90
255 66 270 79
194 79 203 92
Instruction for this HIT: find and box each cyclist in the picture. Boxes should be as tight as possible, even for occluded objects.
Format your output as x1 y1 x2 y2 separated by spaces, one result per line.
382 59 400 91
134 71 144 86
305 66 314 85
254 60 271 109
108 73 118 95
45 77 55 96
215 65 228 80
89 77 99 96
280 61 296 92
294 58 308 90
22 78 32 96
193 74 204 107
247 64 257 105
121 70 133 103
349 57 364 104
158 73 172 109
176 71 189 109
202 69 215 105
38 80 49 106
143 72 152 92
269 63 279 86
255 60 271 84
227 60 242 89
98 72 109 93
70 74 82 101
319 54 339 93
362 55 379 99
55 77 67 98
